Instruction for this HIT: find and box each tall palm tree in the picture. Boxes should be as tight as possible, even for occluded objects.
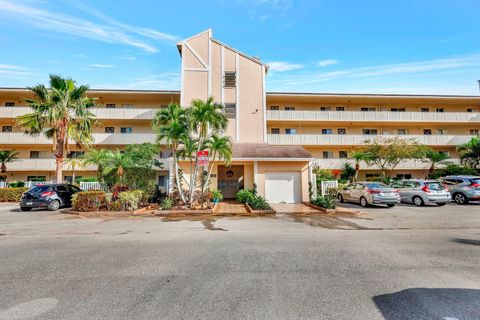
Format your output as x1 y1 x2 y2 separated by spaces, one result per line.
203 134 232 192
83 148 110 183
457 136 480 169
152 103 188 203
423 149 449 177
16 75 96 183
0 150 19 179
349 151 367 182
176 133 199 190
188 97 227 203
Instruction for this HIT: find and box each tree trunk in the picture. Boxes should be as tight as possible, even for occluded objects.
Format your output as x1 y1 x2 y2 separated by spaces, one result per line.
189 134 204 204
202 151 216 192
55 154 64 183
173 154 187 204
55 121 67 183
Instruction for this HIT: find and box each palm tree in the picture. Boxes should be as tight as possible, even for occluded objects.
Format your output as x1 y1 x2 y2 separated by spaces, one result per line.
65 156 84 184
423 149 449 177
188 97 227 203
349 151 367 182
203 135 232 192
152 103 188 203
457 136 480 169
102 150 133 184
16 75 96 183
0 150 19 179
176 133 199 190
83 148 110 183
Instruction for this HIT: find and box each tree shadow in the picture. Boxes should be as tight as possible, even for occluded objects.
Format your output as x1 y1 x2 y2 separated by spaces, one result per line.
373 288 480 320
451 238 480 246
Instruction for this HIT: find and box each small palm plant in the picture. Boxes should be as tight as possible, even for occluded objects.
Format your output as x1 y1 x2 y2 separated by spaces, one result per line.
16 75 96 183
423 149 449 177
0 150 19 179
83 148 110 183
349 151 367 182
457 135 480 169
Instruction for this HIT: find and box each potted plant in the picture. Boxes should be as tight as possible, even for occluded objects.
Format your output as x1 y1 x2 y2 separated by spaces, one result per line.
211 189 223 203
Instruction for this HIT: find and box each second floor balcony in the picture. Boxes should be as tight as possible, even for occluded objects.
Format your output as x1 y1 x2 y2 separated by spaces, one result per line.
0 107 158 120
7 158 169 171
0 133 157 145
267 134 474 146
266 110 480 123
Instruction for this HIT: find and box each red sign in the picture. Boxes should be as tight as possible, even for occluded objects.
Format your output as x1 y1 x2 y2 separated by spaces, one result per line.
198 150 209 166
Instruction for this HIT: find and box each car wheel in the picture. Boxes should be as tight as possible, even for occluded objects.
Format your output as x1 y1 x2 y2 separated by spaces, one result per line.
360 197 368 207
47 200 60 211
437 203 447 206
338 194 344 203
412 196 424 207
453 193 468 205
20 207 32 212
387 204 395 208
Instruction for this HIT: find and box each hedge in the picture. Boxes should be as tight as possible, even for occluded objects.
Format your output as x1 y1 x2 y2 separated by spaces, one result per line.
71 190 144 212
72 191 106 212
0 187 29 202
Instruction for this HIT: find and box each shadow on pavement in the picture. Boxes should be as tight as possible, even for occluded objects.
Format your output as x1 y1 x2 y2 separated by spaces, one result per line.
451 238 480 246
373 288 480 320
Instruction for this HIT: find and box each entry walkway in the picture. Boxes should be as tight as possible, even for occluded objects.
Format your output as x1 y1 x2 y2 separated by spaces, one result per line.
270 203 322 214
214 201 249 214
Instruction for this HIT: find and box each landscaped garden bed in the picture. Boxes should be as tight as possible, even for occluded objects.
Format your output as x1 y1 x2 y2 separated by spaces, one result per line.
236 188 275 215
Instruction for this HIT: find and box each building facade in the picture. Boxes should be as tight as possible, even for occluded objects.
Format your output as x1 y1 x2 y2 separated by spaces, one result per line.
0 29 479 202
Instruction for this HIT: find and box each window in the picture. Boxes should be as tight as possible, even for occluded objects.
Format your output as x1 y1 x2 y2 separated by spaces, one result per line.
158 175 167 187
27 176 46 182
336 106 345 111
391 108 406 112
30 151 49 159
56 185 68 192
436 129 446 135
106 103 116 108
397 129 407 135
439 151 449 156
2 126 12 132
225 103 236 118
362 129 378 135
321 129 333 134
423 129 432 135
68 151 84 159
420 108 429 112
396 174 412 179
361 107 376 112
160 104 168 109
105 127 115 133
322 151 333 159
365 174 381 181
436 108 444 113
159 151 171 158
467 108 475 113
4 102 15 107
285 128 296 134
121 127 132 134
223 71 236 88
122 104 133 109
285 106 295 111
271 128 280 134
470 129 479 135
270 106 279 110
339 151 348 159
337 128 346 135
320 107 331 111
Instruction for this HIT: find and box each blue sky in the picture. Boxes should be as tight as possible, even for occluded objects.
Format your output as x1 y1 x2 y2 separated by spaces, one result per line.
1 0 480 94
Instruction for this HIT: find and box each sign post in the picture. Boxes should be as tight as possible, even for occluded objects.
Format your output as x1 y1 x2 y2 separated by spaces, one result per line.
198 150 209 167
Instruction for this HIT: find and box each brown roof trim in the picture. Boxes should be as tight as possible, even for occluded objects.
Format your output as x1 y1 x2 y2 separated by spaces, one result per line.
266 91 480 99
0 87 180 95
232 143 312 159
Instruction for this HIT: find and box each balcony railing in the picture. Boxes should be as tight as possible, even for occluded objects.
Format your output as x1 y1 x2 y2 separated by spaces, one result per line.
0 133 157 145
266 110 480 122
312 158 461 170
6 158 169 171
0 107 159 120
267 134 474 146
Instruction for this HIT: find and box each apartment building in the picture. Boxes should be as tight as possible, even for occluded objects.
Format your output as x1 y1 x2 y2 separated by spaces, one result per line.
0 29 479 202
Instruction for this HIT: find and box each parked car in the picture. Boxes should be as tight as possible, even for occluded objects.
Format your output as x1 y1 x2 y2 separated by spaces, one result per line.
390 180 451 206
20 184 82 211
440 175 480 204
338 182 400 207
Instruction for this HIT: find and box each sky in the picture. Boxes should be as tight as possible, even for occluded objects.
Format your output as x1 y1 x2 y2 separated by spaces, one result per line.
1 0 480 95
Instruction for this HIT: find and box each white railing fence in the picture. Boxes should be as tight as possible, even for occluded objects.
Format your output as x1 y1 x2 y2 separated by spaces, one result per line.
320 180 339 197
79 181 105 191
25 181 53 188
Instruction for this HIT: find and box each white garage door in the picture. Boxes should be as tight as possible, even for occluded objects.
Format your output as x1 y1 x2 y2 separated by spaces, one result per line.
265 172 301 203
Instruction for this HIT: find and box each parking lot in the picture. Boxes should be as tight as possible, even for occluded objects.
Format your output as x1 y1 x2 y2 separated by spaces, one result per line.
1 203 479 319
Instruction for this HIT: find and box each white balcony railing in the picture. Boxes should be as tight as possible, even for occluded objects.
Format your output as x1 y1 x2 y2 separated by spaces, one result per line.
266 110 480 122
267 134 474 146
6 158 169 171
0 133 157 145
0 107 159 120
312 158 461 170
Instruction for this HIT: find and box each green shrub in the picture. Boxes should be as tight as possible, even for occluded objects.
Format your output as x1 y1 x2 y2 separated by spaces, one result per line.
314 168 335 181
8 181 25 188
429 164 479 179
75 177 98 183
211 189 223 202
161 197 174 210
0 187 29 202
72 191 106 212
312 195 336 209
118 190 143 211
236 189 255 204
340 163 356 181
248 195 271 210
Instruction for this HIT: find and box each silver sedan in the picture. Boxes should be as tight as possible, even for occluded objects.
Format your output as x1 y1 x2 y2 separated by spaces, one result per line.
390 180 451 206
338 182 401 208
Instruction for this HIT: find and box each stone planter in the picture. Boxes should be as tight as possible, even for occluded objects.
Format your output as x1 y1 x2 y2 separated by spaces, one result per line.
245 202 276 215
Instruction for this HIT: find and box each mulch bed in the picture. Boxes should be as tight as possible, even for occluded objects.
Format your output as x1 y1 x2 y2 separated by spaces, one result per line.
303 201 369 217
245 203 276 215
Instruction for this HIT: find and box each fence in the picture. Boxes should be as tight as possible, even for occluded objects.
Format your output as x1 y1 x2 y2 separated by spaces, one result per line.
320 180 338 197
79 181 104 191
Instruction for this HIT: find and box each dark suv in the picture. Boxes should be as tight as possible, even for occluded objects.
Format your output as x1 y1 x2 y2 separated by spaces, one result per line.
20 184 82 211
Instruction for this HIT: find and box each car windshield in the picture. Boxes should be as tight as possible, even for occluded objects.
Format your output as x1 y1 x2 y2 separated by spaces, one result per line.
364 183 388 189
30 185 52 193
470 179 480 185
425 182 445 190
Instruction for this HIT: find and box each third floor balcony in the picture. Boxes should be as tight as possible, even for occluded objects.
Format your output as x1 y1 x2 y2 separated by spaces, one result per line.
0 133 157 145
0 107 159 120
266 110 480 123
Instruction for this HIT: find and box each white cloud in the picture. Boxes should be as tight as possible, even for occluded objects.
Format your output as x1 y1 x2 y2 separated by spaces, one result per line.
317 59 339 67
0 64 34 79
268 61 303 72
0 0 179 53
85 64 115 68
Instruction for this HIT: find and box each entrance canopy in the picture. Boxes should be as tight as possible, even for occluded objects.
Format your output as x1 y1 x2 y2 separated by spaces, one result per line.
231 143 312 161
